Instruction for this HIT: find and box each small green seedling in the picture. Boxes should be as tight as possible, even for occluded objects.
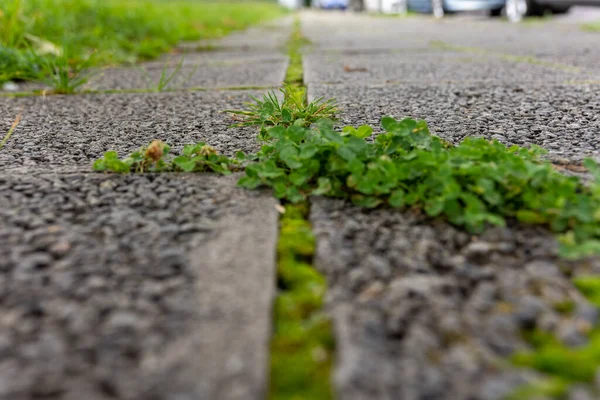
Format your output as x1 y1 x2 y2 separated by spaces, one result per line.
139 57 198 92
93 140 171 173
93 140 244 174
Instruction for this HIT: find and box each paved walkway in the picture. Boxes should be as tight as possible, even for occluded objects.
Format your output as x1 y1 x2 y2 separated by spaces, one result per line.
1 11 600 400
304 11 600 400
0 18 289 400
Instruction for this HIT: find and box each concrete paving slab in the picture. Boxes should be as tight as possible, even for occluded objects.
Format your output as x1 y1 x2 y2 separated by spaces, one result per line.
300 12 435 51
83 57 287 91
304 51 598 85
308 83 600 162
300 12 600 73
0 172 278 400
180 16 293 52
147 50 288 69
310 197 600 400
0 90 266 173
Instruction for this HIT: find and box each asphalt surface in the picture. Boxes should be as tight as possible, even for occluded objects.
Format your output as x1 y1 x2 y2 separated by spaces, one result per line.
1 9 600 400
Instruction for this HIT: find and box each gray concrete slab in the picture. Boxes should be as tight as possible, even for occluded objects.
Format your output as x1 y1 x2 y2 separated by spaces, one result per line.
300 12 435 51
300 12 600 72
304 51 598 85
180 16 293 52
0 172 278 400
147 50 288 69
82 57 287 91
310 196 600 400
308 83 600 162
0 90 266 173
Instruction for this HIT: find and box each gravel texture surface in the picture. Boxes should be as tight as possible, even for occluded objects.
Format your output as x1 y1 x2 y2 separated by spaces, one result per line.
310 197 600 400
0 90 265 173
0 173 278 400
304 52 598 85
308 83 600 162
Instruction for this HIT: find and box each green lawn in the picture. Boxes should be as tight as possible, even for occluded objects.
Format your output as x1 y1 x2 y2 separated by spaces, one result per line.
0 0 286 84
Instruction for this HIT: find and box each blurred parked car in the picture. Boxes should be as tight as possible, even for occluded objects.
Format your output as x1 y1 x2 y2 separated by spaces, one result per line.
405 0 506 18
316 0 349 9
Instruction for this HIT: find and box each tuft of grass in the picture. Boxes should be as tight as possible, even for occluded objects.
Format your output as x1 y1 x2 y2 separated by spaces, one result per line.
139 57 198 92
0 0 286 84
225 85 338 139
31 47 96 94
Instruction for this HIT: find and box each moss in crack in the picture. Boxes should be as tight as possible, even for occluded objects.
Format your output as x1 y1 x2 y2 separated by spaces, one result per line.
508 278 600 399
268 17 334 399
269 203 334 400
285 17 311 89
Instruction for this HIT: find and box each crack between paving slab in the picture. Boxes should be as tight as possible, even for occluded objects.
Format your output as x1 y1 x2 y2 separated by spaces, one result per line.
268 16 335 400
0 85 280 98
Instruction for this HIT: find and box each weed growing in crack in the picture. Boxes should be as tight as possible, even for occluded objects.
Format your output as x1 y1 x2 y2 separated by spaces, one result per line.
95 88 600 259
225 85 337 139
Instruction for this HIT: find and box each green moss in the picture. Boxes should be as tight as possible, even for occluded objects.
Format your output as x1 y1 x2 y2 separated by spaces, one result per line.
505 378 568 400
508 280 600 398
285 17 311 87
574 276 600 307
256 30 334 396
269 203 334 400
553 300 576 315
